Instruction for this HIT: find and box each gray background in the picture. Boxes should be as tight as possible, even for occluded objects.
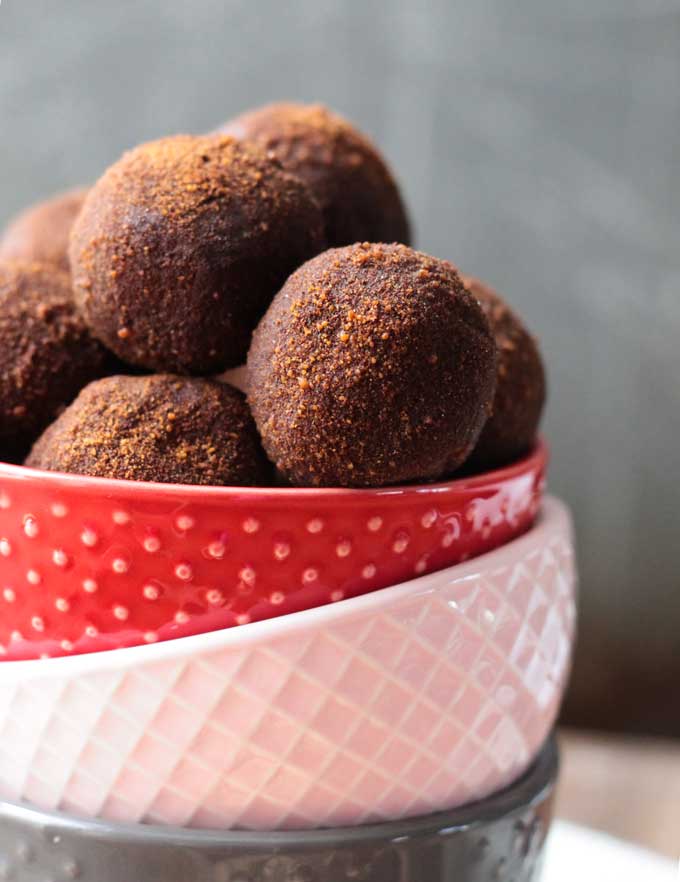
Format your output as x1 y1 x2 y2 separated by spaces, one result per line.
1 1 678 732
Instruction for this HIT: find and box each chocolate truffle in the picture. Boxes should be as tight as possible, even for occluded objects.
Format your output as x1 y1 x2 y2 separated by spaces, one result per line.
220 102 411 248
0 261 111 462
247 243 497 487
0 188 88 273
463 276 546 469
27 374 273 486
70 134 325 375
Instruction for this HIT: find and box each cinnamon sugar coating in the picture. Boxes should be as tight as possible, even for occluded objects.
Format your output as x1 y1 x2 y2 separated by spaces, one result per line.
0 261 111 461
221 103 410 248
247 243 496 487
70 134 325 374
0 189 88 273
463 277 545 469
27 374 273 486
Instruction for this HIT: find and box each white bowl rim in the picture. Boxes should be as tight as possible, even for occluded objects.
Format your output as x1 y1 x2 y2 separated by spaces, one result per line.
0 496 569 681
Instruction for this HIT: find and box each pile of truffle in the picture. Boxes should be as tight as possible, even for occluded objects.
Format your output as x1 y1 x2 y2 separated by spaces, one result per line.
0 102 545 489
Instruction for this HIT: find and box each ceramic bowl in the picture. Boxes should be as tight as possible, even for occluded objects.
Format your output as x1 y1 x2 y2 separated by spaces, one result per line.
0 442 546 660
0 737 558 882
0 497 575 830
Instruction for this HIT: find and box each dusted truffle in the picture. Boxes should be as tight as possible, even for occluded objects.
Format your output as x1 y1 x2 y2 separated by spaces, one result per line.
247 243 497 487
463 276 546 469
0 189 88 273
0 261 111 462
70 134 325 375
27 374 273 486
221 102 411 249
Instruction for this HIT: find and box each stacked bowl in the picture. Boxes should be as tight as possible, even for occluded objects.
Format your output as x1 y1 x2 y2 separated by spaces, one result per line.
0 441 576 880
0 102 576 880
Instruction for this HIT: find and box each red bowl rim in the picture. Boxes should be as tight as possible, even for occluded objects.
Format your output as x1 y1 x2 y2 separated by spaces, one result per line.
0 496 566 674
0 438 547 501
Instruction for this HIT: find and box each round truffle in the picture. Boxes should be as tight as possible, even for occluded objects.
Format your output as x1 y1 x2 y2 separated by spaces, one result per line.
27 374 273 486
0 188 88 273
0 261 111 462
220 102 411 249
463 276 546 469
70 134 326 375
247 243 497 488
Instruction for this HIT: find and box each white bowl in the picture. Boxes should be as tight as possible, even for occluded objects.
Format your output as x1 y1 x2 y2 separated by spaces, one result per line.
0 496 576 831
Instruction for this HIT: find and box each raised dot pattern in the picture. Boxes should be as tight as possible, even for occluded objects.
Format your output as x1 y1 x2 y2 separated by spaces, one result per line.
0 457 544 659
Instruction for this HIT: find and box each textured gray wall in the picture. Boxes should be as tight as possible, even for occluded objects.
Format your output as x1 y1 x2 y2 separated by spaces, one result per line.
1 1 679 731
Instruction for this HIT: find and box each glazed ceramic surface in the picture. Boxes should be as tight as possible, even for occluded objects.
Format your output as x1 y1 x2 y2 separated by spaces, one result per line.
0 497 575 830
0 739 557 882
0 443 546 660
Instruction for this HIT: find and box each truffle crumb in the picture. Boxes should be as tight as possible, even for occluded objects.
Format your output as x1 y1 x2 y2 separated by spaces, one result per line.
70 134 325 375
27 374 273 486
220 102 410 248
0 189 88 273
0 261 111 462
247 243 497 487
462 276 546 469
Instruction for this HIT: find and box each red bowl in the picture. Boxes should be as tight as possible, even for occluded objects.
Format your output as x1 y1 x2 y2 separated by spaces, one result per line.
0 441 546 660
